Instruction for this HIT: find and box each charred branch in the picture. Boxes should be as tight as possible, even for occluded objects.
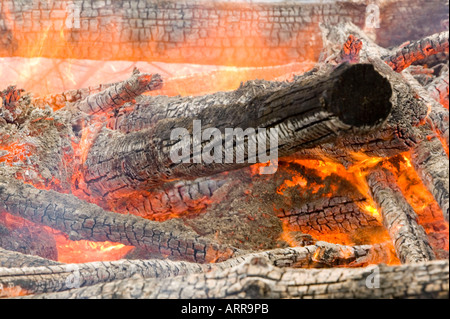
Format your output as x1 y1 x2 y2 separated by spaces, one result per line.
83 63 393 198
383 31 449 72
366 168 436 264
72 69 163 115
426 69 449 109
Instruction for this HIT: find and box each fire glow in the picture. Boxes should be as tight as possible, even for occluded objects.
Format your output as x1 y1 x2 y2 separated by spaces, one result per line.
0 0 448 279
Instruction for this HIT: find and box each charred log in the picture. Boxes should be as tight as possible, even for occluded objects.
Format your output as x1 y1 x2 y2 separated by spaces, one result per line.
0 180 237 263
366 168 436 264
83 63 393 199
21 258 449 299
402 71 449 149
411 136 450 222
0 242 390 297
0 248 60 268
383 31 449 72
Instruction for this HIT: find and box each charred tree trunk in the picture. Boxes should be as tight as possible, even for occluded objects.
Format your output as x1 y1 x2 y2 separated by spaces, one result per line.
83 63 392 199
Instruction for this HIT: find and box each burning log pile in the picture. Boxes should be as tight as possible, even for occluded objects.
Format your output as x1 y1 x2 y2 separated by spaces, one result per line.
0 1 449 299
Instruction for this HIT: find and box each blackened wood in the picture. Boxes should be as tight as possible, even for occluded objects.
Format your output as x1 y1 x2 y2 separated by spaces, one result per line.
84 63 393 198
383 31 449 72
411 136 450 222
0 180 238 264
0 242 388 297
22 258 449 299
367 168 436 263
0 248 60 268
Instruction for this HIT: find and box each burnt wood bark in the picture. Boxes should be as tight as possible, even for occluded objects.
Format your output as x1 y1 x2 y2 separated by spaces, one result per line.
367 168 436 263
275 195 381 236
403 71 449 149
20 258 449 299
411 136 450 222
0 222 58 261
426 69 449 109
0 180 238 264
73 69 163 115
0 248 60 268
0 242 390 297
83 63 393 199
383 31 449 73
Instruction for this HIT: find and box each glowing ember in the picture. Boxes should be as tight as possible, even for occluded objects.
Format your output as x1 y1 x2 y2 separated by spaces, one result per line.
0 212 133 263
53 233 134 264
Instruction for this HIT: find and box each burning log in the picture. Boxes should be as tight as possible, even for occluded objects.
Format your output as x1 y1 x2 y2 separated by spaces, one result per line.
0 180 237 263
0 242 390 297
276 196 381 237
402 71 449 149
73 69 163 115
426 69 449 109
366 168 436 264
288 57 426 166
20 258 449 299
83 63 393 199
411 136 450 222
383 31 449 73
0 222 58 261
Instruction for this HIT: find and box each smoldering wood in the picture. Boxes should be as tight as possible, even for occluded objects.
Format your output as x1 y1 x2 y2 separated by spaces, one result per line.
0 19 448 300
286 58 426 167
276 195 381 236
317 25 449 220
20 258 449 299
0 180 238 264
411 136 450 223
366 168 436 264
73 69 163 115
0 242 390 297
0 222 58 261
402 71 449 149
383 31 449 73
83 63 393 199
426 69 449 109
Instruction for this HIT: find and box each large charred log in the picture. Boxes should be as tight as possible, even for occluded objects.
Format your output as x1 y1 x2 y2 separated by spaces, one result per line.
0 242 390 297
20 258 449 299
82 63 393 199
